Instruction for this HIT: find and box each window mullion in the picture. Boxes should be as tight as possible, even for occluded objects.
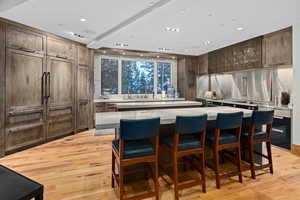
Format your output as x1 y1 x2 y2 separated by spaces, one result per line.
118 58 122 94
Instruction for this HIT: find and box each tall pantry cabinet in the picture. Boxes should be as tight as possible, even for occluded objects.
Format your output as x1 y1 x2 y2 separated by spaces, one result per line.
0 19 93 157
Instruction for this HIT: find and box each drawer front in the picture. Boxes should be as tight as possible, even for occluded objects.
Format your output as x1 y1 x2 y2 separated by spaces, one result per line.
47 105 74 140
6 25 45 54
47 37 74 60
5 109 45 153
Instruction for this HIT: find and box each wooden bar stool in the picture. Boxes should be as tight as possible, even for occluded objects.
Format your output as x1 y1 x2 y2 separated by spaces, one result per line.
242 110 274 179
160 114 207 200
206 112 243 189
111 118 160 200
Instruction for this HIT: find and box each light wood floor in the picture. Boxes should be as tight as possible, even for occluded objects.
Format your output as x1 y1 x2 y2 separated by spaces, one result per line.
1 130 300 200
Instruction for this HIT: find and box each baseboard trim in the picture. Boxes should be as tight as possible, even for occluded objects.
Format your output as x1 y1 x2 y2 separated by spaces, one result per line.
291 144 300 157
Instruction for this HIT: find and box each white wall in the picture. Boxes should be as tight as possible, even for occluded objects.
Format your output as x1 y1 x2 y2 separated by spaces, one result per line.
293 23 300 146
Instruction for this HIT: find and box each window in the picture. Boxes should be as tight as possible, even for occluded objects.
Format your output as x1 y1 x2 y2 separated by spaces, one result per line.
95 55 177 95
122 60 154 94
157 62 171 93
101 58 118 94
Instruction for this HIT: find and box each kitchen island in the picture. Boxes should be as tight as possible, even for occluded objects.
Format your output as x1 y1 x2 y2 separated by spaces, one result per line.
114 101 203 111
95 106 252 129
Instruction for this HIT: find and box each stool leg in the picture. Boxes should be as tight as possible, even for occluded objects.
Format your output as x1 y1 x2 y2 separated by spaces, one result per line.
236 146 243 183
173 152 179 200
248 140 256 179
154 161 160 200
266 141 274 174
119 166 124 200
200 153 206 193
213 147 220 189
112 151 115 188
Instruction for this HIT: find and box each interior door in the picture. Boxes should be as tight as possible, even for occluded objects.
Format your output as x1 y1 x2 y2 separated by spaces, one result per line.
46 56 74 140
5 49 46 153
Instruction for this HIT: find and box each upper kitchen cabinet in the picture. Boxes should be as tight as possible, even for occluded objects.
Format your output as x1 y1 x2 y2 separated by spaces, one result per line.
47 37 74 60
6 24 45 54
208 50 219 74
263 27 292 67
78 45 90 66
197 54 208 75
232 37 262 71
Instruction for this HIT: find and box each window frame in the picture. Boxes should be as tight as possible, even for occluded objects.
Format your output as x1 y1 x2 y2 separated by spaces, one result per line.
95 54 177 96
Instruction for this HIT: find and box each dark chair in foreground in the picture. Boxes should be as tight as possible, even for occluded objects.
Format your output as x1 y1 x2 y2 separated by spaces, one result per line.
242 110 274 179
111 118 160 200
206 112 243 189
160 115 207 200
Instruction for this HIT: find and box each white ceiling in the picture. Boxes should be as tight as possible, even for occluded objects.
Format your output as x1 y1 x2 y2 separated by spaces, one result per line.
0 0 299 55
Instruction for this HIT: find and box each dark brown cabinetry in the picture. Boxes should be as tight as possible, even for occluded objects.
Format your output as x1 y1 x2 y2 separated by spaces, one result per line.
47 37 74 60
197 54 208 75
0 23 5 157
46 56 74 140
5 48 46 153
177 56 197 100
77 46 90 131
0 18 93 157
6 25 45 54
208 37 262 74
263 27 292 67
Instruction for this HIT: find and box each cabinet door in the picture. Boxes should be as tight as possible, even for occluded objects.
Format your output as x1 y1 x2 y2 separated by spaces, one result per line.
208 51 218 74
197 54 208 75
77 65 90 131
47 37 74 60
0 23 5 157
47 57 74 140
5 49 45 153
6 25 45 54
78 46 90 65
263 27 292 67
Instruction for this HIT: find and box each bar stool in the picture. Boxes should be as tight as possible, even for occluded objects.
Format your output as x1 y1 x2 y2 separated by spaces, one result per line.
111 118 160 200
242 110 274 179
206 112 243 189
160 114 207 200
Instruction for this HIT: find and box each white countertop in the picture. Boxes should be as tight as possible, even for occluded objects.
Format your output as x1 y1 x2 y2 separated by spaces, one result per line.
94 98 186 103
95 106 253 129
114 101 202 109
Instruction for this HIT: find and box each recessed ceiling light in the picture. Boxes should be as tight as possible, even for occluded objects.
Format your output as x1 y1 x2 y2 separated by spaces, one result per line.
157 56 160 58
140 54 144 57
165 27 180 32
116 43 128 47
237 27 244 31
80 18 87 22
102 50 107 54
172 56 176 59
158 47 170 51
122 52 126 55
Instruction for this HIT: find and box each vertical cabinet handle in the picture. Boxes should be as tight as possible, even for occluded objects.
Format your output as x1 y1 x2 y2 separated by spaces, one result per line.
41 72 46 104
47 72 51 100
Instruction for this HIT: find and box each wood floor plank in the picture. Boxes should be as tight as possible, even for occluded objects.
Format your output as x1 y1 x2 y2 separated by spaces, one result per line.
0 130 300 200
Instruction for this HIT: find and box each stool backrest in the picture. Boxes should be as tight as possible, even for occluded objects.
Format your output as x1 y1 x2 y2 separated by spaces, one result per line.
120 118 160 140
251 110 274 126
216 112 243 130
175 114 207 134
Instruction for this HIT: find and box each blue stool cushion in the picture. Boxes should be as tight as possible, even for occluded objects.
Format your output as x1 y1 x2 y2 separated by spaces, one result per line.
163 134 201 151
242 130 267 139
112 139 155 159
206 131 238 144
